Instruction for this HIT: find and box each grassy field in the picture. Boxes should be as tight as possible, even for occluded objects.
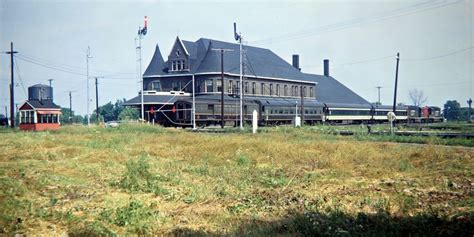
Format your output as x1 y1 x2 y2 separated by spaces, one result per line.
298 123 474 147
0 124 473 236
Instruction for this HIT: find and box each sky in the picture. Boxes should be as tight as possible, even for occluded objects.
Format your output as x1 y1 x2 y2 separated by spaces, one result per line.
1 0 473 116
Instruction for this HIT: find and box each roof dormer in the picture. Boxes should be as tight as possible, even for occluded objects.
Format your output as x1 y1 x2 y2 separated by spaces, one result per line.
168 36 190 72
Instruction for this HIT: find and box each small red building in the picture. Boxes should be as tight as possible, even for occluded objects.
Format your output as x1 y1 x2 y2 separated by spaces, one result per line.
19 84 62 131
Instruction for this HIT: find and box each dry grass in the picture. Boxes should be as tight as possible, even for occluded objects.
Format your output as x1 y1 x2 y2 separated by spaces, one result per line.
0 124 473 236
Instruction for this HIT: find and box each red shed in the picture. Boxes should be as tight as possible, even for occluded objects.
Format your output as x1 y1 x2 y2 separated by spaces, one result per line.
19 84 62 131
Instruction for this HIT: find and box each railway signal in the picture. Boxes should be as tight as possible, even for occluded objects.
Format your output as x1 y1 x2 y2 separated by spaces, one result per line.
137 16 148 122
234 22 243 130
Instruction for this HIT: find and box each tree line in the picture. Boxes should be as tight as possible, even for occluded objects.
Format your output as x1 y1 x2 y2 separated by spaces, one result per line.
60 99 139 124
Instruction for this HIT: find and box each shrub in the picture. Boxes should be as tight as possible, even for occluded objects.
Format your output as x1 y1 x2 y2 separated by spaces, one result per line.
115 155 167 195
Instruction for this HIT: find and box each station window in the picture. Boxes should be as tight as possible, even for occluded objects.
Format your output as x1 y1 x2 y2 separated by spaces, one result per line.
217 80 222 92
252 82 256 95
269 84 273 96
206 80 214 92
261 83 265 95
245 82 249 94
276 84 280 96
172 82 180 91
284 85 288 96
228 80 233 93
171 61 176 71
309 87 314 97
150 80 161 91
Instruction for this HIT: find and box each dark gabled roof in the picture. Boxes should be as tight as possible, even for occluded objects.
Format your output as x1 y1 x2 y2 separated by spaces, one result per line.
24 100 61 109
124 94 178 105
143 45 166 76
143 38 310 81
303 73 370 105
182 40 198 60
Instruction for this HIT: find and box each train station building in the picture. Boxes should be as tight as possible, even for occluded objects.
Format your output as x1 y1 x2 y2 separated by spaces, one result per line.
125 37 369 125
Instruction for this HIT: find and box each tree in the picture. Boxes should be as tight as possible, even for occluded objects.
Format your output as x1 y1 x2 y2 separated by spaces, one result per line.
60 107 80 124
409 89 427 107
459 107 471 121
97 102 115 122
92 98 128 122
119 107 139 121
443 100 460 121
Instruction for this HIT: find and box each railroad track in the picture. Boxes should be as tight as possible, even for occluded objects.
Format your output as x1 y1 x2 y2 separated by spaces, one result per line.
337 130 474 139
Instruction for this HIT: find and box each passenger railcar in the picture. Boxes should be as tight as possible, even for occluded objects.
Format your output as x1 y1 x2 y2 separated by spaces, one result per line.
253 97 323 126
147 95 442 127
323 103 408 124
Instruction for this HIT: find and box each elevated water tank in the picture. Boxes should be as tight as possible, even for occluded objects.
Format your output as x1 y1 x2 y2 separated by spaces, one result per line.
28 84 53 101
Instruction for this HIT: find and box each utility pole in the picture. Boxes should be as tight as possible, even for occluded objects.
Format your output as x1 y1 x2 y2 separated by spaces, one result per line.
192 74 196 130
48 78 53 87
95 77 99 123
86 46 92 127
468 98 472 122
392 53 400 113
15 103 18 126
212 48 233 128
220 50 225 129
69 91 73 123
234 22 244 130
6 42 18 128
376 86 382 105
300 86 305 125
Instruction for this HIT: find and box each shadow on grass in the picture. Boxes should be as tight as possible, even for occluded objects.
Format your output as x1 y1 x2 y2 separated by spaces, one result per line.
169 210 473 237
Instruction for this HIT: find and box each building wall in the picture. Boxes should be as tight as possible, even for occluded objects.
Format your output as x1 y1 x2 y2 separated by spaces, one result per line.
143 74 316 99
20 123 60 131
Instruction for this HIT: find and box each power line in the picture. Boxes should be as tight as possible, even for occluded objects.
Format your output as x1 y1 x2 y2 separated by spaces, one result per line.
16 55 87 76
404 46 474 61
251 1 462 45
15 55 136 81
303 46 472 70
13 57 27 98
303 55 394 68
17 53 135 75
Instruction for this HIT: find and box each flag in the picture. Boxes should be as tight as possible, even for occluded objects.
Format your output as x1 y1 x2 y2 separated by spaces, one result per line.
141 16 148 35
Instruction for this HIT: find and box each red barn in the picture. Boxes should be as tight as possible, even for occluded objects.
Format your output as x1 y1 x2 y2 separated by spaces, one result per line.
19 84 62 131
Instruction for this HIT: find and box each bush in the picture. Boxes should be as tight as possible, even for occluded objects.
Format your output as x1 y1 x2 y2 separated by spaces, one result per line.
115 155 167 195
99 200 159 234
